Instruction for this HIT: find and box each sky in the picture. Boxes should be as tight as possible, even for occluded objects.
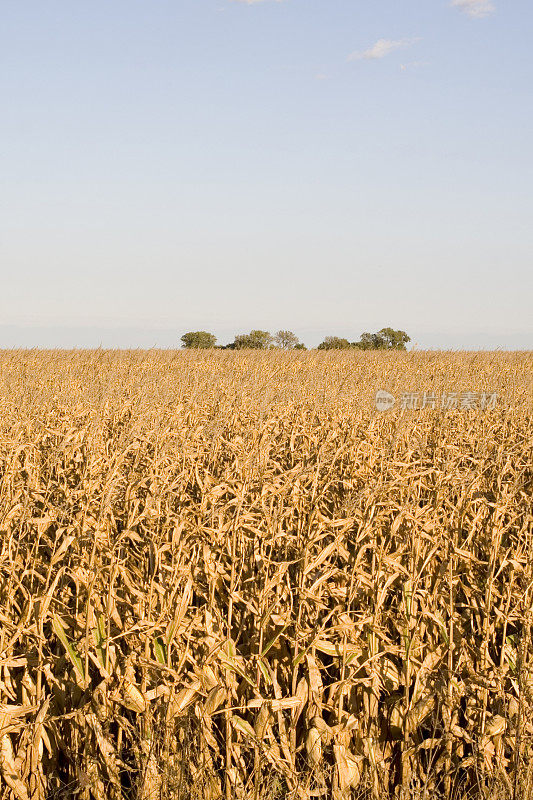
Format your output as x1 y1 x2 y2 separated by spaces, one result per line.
1 0 532 349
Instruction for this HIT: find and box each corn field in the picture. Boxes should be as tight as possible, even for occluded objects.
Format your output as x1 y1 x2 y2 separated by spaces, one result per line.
0 349 532 800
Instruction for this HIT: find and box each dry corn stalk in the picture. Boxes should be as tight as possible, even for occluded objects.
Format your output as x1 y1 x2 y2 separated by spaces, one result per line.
0 349 531 800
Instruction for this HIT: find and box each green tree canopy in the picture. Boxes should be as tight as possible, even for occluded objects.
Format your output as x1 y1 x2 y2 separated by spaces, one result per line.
354 332 380 350
317 336 352 350
181 331 217 349
274 330 301 349
377 327 410 350
354 328 410 351
231 330 274 350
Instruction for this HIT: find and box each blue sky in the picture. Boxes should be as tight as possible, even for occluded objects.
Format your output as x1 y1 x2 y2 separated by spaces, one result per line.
1 0 532 348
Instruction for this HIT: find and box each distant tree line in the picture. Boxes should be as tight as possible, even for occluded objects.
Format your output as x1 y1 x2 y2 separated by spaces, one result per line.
181 328 410 351
317 328 410 351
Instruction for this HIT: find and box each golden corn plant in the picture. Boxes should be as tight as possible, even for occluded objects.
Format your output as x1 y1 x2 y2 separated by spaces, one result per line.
0 349 531 800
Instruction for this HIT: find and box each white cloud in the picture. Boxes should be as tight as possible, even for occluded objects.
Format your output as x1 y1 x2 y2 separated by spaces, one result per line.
348 38 420 62
400 61 428 72
451 0 495 18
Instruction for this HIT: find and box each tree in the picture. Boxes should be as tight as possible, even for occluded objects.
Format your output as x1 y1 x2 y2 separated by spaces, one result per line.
231 330 274 350
376 327 410 350
354 332 381 350
275 330 301 349
293 343 307 350
181 331 217 349
317 336 352 350
354 328 410 351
